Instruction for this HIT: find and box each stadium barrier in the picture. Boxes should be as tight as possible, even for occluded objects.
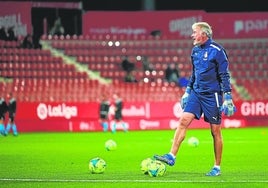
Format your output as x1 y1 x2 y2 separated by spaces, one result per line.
13 101 268 132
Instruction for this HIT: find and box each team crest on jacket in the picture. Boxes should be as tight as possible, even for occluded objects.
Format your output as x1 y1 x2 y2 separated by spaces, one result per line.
203 51 208 60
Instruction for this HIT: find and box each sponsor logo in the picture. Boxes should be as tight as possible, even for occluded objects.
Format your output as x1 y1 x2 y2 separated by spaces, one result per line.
37 103 78 120
110 26 146 35
79 122 95 131
110 120 129 130
169 16 202 37
241 102 268 116
89 27 146 35
223 119 243 128
212 116 218 121
0 13 27 36
234 19 268 34
123 103 150 118
140 120 160 130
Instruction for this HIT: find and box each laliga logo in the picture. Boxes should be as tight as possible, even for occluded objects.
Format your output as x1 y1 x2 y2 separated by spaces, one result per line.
37 103 78 120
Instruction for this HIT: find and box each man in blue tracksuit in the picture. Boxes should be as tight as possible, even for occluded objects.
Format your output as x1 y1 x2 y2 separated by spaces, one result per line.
154 22 236 176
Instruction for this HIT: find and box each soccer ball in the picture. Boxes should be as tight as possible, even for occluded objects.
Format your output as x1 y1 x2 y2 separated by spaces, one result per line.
147 160 166 177
105 139 117 151
89 157 106 174
187 136 199 147
140 157 154 174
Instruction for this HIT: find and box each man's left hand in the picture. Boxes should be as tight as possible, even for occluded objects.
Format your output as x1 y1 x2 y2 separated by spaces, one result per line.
221 92 236 116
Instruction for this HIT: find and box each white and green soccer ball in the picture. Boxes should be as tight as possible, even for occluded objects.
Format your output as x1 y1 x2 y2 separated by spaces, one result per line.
105 139 117 151
147 160 166 177
187 136 199 147
140 157 154 174
89 157 107 174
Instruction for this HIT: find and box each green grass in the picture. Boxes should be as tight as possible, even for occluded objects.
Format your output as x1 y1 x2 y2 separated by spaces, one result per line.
1 127 268 188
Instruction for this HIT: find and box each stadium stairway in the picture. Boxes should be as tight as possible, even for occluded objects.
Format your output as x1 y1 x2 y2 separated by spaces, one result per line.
40 40 111 85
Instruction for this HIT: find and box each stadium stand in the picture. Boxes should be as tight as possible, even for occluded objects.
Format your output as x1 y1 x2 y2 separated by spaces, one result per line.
1 35 268 102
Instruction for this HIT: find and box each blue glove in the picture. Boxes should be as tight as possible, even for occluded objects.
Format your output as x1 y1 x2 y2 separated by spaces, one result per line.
180 87 191 110
221 92 236 116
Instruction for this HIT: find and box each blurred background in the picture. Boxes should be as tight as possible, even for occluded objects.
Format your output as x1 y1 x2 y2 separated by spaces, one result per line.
0 0 267 132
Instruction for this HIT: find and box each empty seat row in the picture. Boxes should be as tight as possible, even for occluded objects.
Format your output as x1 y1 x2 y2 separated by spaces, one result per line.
0 62 75 71
0 47 51 56
0 55 63 64
1 70 87 79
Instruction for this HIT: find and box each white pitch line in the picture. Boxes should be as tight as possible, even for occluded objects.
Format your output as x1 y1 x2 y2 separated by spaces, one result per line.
0 178 268 183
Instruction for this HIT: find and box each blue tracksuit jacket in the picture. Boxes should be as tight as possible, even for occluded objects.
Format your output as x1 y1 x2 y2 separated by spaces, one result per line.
187 38 232 94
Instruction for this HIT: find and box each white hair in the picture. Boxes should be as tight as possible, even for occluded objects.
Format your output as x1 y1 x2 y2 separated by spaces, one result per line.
192 22 213 38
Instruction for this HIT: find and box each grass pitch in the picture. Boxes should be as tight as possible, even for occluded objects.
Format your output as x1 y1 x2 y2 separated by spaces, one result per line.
1 127 268 188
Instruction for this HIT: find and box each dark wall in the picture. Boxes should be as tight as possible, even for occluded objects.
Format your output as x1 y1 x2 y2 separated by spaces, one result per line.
82 0 267 12
154 0 268 12
5 0 267 12
83 0 143 11
32 7 82 38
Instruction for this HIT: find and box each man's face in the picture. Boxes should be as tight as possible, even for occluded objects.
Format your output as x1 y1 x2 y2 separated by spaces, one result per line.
191 26 207 46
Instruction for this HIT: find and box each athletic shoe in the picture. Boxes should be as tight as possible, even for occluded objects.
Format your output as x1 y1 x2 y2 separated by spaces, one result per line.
153 153 175 166
13 132 18 136
206 167 221 176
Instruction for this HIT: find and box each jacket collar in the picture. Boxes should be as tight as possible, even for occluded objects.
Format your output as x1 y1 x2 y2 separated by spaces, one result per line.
200 38 212 49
